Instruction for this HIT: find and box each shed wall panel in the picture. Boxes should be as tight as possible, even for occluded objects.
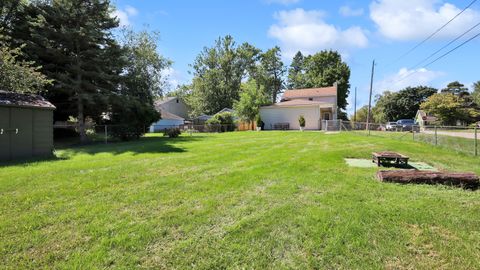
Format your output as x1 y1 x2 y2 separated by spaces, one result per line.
10 108 33 159
0 107 10 160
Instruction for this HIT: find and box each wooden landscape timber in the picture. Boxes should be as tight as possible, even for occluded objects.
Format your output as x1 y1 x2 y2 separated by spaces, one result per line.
377 170 479 189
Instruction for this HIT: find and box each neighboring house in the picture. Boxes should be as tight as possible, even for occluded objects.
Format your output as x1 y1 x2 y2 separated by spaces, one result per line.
415 110 437 130
149 97 190 132
259 84 338 130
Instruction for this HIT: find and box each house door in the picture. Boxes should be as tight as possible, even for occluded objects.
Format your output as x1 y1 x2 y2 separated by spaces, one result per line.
323 112 330 121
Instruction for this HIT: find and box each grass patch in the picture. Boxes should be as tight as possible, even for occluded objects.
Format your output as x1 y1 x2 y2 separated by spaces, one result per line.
1 132 479 269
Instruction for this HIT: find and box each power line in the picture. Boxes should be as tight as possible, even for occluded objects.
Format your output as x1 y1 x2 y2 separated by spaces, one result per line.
410 21 480 70
387 0 478 66
393 31 480 84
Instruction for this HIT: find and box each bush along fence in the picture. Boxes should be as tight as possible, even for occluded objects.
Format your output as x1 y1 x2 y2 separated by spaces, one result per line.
322 120 479 157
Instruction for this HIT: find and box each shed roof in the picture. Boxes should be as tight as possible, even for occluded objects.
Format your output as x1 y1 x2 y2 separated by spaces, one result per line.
282 86 336 100
0 90 55 109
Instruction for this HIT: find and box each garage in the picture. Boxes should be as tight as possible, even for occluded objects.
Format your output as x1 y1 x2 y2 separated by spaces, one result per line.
0 91 55 161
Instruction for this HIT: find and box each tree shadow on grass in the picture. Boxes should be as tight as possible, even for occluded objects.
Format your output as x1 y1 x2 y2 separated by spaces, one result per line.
0 155 70 168
56 135 207 157
0 135 206 167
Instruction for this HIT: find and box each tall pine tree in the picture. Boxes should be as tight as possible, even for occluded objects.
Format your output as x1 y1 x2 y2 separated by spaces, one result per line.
13 0 122 142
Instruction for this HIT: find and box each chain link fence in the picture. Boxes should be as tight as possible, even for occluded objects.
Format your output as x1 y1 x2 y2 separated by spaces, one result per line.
322 120 479 156
54 123 239 148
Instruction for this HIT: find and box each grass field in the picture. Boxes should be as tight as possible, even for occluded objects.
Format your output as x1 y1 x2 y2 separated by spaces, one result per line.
1 132 479 269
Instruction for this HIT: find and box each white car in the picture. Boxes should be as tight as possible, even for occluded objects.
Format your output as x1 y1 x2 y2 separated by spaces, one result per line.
385 122 397 131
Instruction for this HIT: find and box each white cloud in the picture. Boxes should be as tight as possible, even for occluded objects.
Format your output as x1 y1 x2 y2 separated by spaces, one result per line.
265 0 300 5
268 8 368 58
161 67 185 90
112 5 139 27
339 5 364 17
375 67 445 92
370 0 480 40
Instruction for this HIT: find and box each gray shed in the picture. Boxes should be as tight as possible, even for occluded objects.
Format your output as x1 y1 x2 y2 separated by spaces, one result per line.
0 91 55 161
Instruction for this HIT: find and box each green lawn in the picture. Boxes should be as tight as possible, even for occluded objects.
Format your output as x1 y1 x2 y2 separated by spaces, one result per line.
1 132 479 269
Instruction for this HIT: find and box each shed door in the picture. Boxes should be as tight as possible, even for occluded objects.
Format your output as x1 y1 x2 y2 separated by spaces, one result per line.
0 107 10 160
10 108 33 159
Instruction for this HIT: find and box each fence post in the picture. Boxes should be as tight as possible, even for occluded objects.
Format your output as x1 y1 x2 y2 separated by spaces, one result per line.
434 125 438 146
412 130 415 141
105 125 108 144
475 126 478 156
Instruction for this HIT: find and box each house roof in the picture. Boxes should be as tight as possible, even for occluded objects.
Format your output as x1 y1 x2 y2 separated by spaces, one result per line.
282 86 337 100
416 110 437 122
160 110 184 121
216 108 234 114
261 99 334 108
0 90 55 109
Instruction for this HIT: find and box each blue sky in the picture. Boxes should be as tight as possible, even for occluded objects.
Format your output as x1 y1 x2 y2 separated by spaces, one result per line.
112 0 480 113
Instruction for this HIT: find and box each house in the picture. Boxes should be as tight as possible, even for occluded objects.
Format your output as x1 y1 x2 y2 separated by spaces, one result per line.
0 90 55 161
259 84 338 130
149 97 190 132
415 110 437 130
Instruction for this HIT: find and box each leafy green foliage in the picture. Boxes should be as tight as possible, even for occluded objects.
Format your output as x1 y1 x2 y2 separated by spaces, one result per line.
108 30 169 140
441 81 469 97
287 51 305 89
259 46 286 103
205 111 236 132
233 80 269 125
298 115 305 127
373 86 437 122
163 127 181 138
472 81 480 105
188 36 253 116
287 50 351 111
420 93 480 125
0 37 52 93
350 105 369 123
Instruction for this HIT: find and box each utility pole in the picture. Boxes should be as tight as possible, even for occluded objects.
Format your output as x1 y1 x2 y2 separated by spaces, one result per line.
366 60 375 132
353 87 357 122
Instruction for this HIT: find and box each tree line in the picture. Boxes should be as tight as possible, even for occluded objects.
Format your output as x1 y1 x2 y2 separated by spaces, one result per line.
1 0 353 137
172 36 352 124
353 81 480 126
1 0 170 141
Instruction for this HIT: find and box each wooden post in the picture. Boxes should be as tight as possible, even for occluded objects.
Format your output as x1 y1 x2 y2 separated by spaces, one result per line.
366 60 375 132
434 125 438 146
105 125 108 144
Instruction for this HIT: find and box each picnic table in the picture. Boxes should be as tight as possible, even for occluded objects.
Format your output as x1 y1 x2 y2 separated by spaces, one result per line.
372 151 409 167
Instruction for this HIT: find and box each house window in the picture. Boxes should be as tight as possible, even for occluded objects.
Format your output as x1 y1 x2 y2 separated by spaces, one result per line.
308 98 313 101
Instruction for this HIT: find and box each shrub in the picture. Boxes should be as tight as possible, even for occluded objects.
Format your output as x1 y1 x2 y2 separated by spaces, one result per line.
205 112 236 132
164 127 181 138
256 115 262 127
298 115 306 127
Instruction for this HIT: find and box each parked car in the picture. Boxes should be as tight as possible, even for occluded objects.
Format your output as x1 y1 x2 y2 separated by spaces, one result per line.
396 119 416 131
386 122 397 131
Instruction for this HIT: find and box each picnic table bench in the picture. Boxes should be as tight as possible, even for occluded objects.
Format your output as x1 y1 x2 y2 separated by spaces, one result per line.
272 123 290 130
372 151 409 167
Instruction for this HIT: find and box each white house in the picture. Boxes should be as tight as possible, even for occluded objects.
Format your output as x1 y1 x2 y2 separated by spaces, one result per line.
259 84 338 130
149 97 190 132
